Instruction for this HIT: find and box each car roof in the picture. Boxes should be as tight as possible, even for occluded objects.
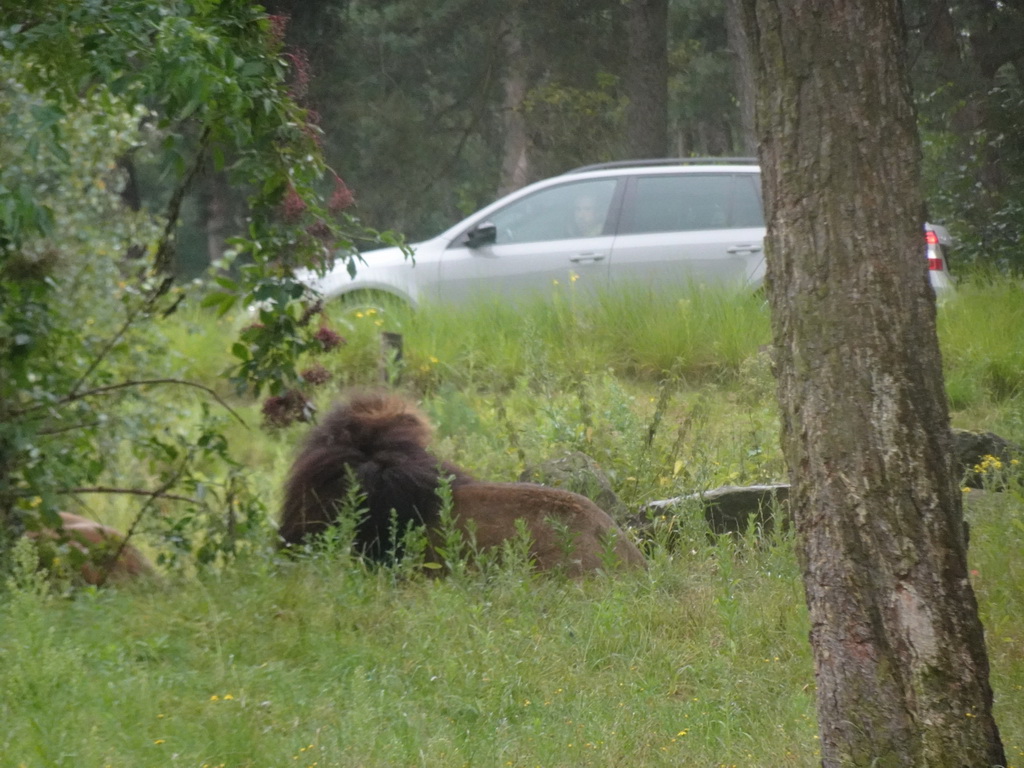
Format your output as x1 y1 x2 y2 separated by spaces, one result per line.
564 157 759 174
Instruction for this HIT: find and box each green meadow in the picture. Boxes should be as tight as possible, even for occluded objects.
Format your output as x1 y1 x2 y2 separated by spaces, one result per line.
3 280 1022 768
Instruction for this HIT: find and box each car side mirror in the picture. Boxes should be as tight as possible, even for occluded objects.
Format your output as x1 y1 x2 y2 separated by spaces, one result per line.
466 222 497 248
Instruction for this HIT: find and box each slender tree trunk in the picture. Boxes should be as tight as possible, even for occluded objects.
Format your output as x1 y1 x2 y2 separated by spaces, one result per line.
497 1 530 196
204 170 232 265
724 0 756 155
0 426 16 553
624 0 668 158
740 1 1005 765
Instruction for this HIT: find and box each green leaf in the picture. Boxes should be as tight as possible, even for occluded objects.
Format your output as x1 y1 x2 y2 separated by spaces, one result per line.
231 342 251 362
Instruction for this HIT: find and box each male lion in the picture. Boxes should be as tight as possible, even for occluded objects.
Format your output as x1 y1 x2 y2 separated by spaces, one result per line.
279 392 645 575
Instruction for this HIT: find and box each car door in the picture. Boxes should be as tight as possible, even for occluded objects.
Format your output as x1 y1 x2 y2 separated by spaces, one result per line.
434 178 622 303
608 172 766 291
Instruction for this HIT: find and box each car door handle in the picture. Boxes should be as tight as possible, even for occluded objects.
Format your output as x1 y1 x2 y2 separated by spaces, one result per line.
727 244 763 254
569 253 608 263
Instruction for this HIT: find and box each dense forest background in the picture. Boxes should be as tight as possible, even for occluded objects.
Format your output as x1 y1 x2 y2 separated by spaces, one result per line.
168 0 1023 278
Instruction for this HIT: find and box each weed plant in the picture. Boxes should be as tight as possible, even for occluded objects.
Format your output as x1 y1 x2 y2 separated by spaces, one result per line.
3 282 1023 766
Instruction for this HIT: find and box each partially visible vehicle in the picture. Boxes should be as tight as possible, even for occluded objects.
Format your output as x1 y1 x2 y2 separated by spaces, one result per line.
302 159 953 308
924 222 955 292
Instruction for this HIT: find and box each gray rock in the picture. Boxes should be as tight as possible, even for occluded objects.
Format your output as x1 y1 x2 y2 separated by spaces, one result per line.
535 430 1018 542
640 483 790 536
952 428 1021 488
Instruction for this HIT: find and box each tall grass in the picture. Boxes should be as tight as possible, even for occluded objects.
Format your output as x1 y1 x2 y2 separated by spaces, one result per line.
0 526 813 767
586 284 772 379
321 284 773 393
938 280 1024 421
3 487 1022 767
3 282 1022 767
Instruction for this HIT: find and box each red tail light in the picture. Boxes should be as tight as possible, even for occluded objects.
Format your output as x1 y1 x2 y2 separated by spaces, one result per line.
925 230 940 245
928 258 943 271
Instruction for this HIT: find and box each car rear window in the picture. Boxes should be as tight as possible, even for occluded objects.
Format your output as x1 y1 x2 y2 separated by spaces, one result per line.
620 173 764 234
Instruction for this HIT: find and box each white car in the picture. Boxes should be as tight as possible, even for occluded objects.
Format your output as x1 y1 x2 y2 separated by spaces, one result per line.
304 159 954 307
924 222 956 292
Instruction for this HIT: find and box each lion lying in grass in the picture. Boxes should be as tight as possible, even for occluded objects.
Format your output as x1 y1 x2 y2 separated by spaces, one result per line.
278 392 645 575
26 511 156 586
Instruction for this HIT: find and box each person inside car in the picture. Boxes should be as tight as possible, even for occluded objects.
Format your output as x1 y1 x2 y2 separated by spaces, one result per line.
569 193 604 237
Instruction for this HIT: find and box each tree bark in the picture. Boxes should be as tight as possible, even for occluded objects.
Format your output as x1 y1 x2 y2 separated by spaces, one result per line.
497 2 530 196
624 0 668 158
740 1 1006 765
204 169 233 266
724 0 756 156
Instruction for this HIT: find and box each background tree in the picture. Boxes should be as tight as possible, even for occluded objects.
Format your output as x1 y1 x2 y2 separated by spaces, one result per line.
497 0 531 195
222 1 633 242
157 0 1020 277
741 0 1005 764
905 0 1024 272
665 0 740 157
724 0 756 155
625 0 669 158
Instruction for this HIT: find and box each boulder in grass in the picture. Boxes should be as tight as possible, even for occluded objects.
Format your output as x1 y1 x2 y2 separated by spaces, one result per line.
952 428 1021 489
640 483 791 537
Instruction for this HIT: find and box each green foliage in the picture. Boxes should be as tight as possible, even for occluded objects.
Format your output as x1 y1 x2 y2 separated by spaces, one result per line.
0 0 396 575
911 4 1024 276
293 1 640 240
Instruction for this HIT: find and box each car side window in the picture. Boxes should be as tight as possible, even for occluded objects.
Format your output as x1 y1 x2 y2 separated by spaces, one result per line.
485 179 619 245
620 173 764 234
732 173 765 227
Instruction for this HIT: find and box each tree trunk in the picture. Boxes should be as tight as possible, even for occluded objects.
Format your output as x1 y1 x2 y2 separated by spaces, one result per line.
724 0 756 156
204 169 232 266
497 2 530 196
740 2 1006 766
624 0 668 158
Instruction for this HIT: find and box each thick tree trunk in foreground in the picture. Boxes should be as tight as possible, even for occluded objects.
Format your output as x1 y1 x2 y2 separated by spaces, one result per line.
741 1 1005 765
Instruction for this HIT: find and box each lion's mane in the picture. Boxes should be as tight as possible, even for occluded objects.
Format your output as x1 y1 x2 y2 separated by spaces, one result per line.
278 392 473 560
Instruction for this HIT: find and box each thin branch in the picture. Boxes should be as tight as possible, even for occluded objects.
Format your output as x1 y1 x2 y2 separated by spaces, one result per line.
12 377 248 427
37 421 102 437
95 466 190 587
32 486 201 505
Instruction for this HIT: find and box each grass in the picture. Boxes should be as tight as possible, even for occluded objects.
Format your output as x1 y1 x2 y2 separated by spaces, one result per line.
2 279 1023 767
938 280 1024 416
3 493 1022 767
1 528 818 767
